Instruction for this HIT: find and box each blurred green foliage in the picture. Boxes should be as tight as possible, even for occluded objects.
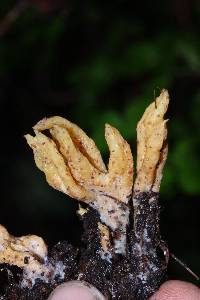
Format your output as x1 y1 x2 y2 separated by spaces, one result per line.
1 1 200 199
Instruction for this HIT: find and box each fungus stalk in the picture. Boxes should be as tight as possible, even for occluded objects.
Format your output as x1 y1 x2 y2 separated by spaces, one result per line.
131 89 169 288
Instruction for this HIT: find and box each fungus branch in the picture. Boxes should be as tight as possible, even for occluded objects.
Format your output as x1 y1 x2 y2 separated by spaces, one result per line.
131 89 169 285
134 89 169 193
25 117 133 257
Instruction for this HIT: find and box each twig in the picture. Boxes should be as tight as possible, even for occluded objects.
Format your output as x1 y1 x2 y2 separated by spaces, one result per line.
170 252 200 281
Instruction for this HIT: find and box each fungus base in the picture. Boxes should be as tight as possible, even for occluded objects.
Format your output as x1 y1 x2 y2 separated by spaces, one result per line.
0 199 167 300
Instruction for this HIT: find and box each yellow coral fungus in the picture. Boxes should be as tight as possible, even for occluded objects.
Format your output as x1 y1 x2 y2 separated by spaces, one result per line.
24 89 169 257
25 117 133 255
134 89 169 192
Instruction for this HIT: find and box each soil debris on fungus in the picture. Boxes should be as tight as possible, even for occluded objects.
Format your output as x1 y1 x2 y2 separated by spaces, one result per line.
0 89 171 299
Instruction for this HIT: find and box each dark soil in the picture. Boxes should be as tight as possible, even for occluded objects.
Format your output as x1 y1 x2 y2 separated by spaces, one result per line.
0 192 168 300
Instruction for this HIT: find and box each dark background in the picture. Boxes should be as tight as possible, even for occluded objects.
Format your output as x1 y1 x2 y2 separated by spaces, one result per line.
0 0 200 285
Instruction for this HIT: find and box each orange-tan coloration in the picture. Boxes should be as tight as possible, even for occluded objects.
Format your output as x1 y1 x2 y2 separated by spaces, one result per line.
0 224 49 277
134 89 169 192
25 117 133 255
98 222 111 257
25 132 93 202
26 118 133 205
152 143 168 192
104 124 133 203
25 119 133 205
33 116 107 173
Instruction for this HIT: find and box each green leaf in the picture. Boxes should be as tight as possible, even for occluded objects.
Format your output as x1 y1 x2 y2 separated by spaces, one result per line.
172 138 200 195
